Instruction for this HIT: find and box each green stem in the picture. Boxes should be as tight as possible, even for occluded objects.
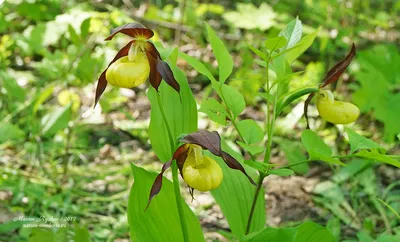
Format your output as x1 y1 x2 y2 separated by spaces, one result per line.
156 91 189 242
156 92 175 150
172 160 189 242
245 172 266 234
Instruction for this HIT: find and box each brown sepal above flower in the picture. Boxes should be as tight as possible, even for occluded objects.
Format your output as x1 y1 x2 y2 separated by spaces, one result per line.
304 43 356 128
94 22 180 108
104 22 154 41
145 130 256 210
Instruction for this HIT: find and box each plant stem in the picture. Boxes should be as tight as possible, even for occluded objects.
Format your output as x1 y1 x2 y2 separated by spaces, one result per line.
245 173 265 234
156 92 175 150
172 160 190 242
156 91 189 242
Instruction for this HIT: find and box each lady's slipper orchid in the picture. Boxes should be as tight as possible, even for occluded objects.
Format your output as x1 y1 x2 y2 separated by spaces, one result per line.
316 90 360 124
304 44 357 128
94 22 180 107
146 130 256 209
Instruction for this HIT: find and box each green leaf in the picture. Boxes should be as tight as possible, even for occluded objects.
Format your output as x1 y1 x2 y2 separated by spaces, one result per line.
295 221 334 242
80 17 91 39
68 24 81 46
237 119 264 144
247 43 267 60
285 28 319 63
128 164 204 242
199 98 227 125
205 23 233 83
268 168 294 176
0 72 26 102
210 154 265 238
301 130 345 166
179 52 218 85
0 123 25 143
345 128 385 153
41 104 72 137
243 221 333 242
279 140 309 174
221 84 246 118
238 142 264 156
279 17 302 50
243 159 272 173
264 36 288 51
243 227 297 242
29 228 55 242
148 66 198 162
355 150 400 168
74 225 90 242
277 87 318 115
33 85 54 114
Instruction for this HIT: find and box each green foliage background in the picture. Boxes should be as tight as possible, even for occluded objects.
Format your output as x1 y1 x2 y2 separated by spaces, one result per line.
0 0 399 241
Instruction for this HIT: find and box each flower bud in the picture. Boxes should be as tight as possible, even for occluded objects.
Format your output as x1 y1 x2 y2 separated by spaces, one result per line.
316 90 359 124
182 145 223 191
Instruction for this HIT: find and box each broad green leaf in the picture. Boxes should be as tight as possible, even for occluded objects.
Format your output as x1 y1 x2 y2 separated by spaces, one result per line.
238 142 264 156
199 98 227 125
179 52 218 86
237 119 264 144
268 168 294 176
41 104 72 137
221 84 246 118
355 150 400 168
210 154 265 238
294 221 334 242
279 139 309 174
301 130 345 166
29 228 55 242
128 164 204 242
0 123 25 143
205 23 233 83
80 17 91 39
345 128 385 153
285 28 319 63
264 36 287 51
148 66 197 162
352 45 400 142
68 24 81 46
243 221 333 242
0 72 26 102
279 17 302 50
74 225 90 242
243 227 297 242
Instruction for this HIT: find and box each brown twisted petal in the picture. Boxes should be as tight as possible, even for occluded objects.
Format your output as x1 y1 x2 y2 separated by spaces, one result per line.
145 160 172 211
94 41 135 108
145 42 180 93
104 22 154 41
320 43 356 88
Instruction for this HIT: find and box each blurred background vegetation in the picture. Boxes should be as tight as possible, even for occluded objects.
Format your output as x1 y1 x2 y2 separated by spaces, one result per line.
0 0 399 241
